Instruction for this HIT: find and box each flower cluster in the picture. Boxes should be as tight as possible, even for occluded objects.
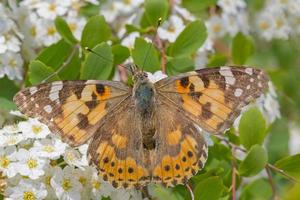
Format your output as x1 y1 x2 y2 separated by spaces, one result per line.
0 115 144 199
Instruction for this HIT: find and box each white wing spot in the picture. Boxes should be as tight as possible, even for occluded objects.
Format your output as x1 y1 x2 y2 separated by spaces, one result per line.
234 88 243 97
250 78 254 82
245 68 253 75
219 67 236 85
246 85 251 90
35 103 39 108
29 87 38 95
258 82 262 87
49 82 63 101
43 105 53 113
30 97 34 101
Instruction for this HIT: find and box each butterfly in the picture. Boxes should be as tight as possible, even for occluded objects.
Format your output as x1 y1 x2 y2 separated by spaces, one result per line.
13 65 268 189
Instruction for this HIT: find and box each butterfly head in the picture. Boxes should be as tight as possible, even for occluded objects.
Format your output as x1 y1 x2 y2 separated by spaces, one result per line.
131 65 149 84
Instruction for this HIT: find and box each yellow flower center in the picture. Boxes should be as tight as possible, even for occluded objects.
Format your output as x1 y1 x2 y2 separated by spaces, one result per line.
79 176 87 186
276 19 283 28
259 21 270 30
27 158 38 169
69 23 77 32
167 25 176 33
31 125 42 134
62 179 72 191
23 191 36 200
0 156 10 168
45 176 51 186
47 27 56 36
8 59 17 68
30 26 37 37
43 145 55 153
212 24 221 33
92 180 101 189
49 3 56 12
123 0 131 5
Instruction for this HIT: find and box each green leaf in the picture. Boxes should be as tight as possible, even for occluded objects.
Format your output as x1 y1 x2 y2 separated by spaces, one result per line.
231 32 254 65
132 37 160 73
80 3 101 17
239 145 268 177
0 77 19 100
266 118 290 163
29 60 60 85
112 44 130 65
148 184 186 200
166 57 194 75
207 54 228 67
0 98 16 110
275 154 300 179
58 48 81 80
54 16 78 45
36 40 72 70
81 15 111 49
81 42 113 80
240 178 273 200
141 0 169 27
182 0 216 16
170 20 207 57
194 176 223 200
239 107 267 150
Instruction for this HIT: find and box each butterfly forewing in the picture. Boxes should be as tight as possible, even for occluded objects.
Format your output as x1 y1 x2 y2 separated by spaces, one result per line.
155 66 269 134
13 80 131 146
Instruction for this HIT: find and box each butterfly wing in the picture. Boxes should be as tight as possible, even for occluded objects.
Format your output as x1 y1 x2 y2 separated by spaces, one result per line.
87 94 208 189
87 99 151 188
13 80 131 146
151 101 208 187
155 66 269 134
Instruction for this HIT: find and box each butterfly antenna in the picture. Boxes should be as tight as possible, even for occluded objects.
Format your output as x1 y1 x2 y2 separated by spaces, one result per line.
84 47 131 71
141 17 162 72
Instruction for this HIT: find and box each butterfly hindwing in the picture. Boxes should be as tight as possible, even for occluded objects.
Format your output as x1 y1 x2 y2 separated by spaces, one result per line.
155 66 269 134
151 101 208 187
13 80 131 146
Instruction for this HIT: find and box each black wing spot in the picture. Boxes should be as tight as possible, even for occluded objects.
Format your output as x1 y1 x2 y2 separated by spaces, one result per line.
180 77 189 88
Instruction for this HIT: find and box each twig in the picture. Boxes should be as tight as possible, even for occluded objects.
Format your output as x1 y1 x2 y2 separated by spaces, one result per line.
186 183 195 200
41 44 80 83
267 164 300 184
231 147 237 200
155 35 167 73
265 166 277 199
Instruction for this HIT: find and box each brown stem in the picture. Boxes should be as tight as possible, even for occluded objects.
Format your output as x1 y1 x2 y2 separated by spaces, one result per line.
118 64 128 82
265 166 277 199
155 35 167 73
267 164 300 184
231 147 237 200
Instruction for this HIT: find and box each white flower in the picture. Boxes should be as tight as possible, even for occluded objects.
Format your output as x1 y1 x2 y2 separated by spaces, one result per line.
289 124 300 154
36 0 68 20
31 138 67 159
121 32 140 49
78 143 89 166
64 148 88 169
205 15 226 39
6 179 47 200
2 33 21 52
0 35 7 54
101 2 119 23
66 12 86 40
15 148 48 179
0 146 18 178
37 18 61 46
90 169 114 200
74 167 93 198
147 71 168 83
1 51 23 80
50 166 83 200
256 11 276 41
1 124 21 134
158 15 185 42
217 0 246 14
222 12 249 36
114 0 144 14
174 5 195 21
0 133 25 147
18 118 51 139
40 165 59 199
